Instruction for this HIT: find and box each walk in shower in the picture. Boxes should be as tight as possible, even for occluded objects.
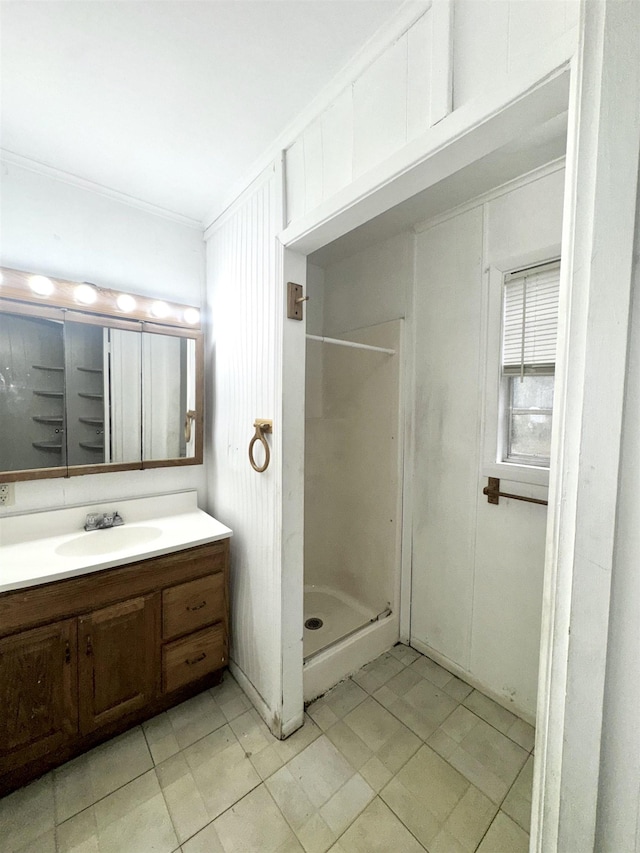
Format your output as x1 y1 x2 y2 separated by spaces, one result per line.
303 307 403 700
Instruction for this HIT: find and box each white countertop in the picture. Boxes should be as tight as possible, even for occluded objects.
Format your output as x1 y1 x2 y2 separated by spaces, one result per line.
0 491 232 594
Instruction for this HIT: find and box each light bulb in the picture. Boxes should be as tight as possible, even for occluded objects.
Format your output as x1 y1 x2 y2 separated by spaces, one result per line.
116 293 137 312
183 307 200 325
75 284 97 305
150 301 170 319
29 275 54 297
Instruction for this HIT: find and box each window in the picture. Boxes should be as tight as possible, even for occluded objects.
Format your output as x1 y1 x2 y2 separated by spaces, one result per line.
500 261 560 468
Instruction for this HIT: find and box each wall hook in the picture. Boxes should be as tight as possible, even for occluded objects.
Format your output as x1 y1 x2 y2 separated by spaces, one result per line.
249 419 273 472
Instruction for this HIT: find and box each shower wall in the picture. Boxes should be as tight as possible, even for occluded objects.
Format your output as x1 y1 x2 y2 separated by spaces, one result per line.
305 233 411 622
305 321 401 615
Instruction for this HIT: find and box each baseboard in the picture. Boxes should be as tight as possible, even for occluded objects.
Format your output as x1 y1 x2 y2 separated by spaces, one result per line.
229 659 304 741
409 637 536 727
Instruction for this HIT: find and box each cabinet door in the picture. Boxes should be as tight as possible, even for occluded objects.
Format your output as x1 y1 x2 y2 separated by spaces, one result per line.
0 619 77 773
78 594 158 734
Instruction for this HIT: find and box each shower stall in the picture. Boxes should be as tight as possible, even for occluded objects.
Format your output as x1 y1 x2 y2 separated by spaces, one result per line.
303 308 403 700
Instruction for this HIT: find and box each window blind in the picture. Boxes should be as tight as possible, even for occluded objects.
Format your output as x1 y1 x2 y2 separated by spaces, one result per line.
502 262 560 375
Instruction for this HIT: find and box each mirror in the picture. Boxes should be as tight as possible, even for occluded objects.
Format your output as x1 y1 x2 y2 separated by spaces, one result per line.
0 311 67 475
65 319 142 470
142 331 196 462
0 296 203 481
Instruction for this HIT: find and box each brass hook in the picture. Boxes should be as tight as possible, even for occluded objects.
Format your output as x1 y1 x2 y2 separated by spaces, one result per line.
184 410 197 443
249 419 272 473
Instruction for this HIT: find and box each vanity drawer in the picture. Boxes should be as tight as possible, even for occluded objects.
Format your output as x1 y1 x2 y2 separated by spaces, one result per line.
162 624 225 693
162 573 224 640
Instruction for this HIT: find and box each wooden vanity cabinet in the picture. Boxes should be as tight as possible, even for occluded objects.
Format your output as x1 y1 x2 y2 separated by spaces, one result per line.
0 619 77 774
0 538 229 795
78 594 158 734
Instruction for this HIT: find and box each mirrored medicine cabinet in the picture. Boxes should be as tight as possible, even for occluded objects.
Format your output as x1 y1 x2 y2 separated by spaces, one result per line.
0 267 204 482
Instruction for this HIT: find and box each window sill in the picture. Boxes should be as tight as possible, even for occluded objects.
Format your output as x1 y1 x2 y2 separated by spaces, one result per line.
482 461 550 488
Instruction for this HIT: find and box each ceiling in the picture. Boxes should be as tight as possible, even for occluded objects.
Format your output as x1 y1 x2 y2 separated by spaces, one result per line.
0 0 406 224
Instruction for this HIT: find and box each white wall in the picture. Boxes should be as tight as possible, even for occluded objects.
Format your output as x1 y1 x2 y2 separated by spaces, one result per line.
410 166 565 720
453 0 579 109
322 232 411 335
205 165 291 733
595 182 640 851
0 162 207 514
0 162 204 301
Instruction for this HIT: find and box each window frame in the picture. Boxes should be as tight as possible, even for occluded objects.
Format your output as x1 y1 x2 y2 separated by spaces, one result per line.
502 371 554 467
481 258 560 489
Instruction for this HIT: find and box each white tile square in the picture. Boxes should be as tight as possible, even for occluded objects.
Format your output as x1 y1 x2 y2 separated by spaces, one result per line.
352 653 405 694
14 829 56 853
0 774 55 852
443 716 528 804
502 755 534 833
441 675 473 702
181 820 225 853
409 654 454 688
267 766 316 831
213 785 297 853
286 737 354 809
143 712 181 765
58 770 178 853
387 644 421 666
336 798 426 853
476 810 529 852
375 674 458 741
324 720 371 771
358 756 393 792
88 727 153 803
507 718 536 752
343 698 405 754
185 737 261 820
463 690 518 734
54 727 153 823
155 752 210 842
319 774 374 835
297 813 335 853
307 680 367 722
229 708 273 756
167 691 226 750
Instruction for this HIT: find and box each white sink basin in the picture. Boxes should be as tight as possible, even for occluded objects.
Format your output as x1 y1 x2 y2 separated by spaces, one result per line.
55 526 162 557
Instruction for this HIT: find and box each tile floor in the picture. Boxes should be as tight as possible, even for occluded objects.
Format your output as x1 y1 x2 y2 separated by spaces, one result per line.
0 645 535 853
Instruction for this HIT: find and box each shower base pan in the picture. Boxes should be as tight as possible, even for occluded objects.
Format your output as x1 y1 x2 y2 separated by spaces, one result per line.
303 586 377 659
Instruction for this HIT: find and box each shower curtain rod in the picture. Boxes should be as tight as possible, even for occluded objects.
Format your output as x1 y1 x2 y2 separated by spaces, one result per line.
306 334 396 356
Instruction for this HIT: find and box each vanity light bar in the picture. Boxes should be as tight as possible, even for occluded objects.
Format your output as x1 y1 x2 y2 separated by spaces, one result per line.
0 266 201 330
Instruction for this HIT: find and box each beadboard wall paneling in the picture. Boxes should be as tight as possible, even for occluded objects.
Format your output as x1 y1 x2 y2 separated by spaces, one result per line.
205 166 284 720
284 4 443 225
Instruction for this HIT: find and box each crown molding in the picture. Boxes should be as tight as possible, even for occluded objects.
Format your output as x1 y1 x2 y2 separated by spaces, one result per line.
1 149 203 231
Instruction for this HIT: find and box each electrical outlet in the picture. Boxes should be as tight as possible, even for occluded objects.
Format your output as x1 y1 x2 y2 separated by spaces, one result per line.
0 483 15 506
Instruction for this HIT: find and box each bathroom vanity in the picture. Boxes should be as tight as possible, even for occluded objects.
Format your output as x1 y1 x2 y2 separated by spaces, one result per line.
0 492 232 795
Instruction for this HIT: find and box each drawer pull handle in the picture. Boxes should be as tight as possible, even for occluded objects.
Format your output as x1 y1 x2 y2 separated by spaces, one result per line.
64 641 71 665
86 635 93 657
187 601 207 611
186 652 206 665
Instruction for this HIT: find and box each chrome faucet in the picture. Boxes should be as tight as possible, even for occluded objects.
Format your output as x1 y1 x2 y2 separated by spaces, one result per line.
84 511 124 531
